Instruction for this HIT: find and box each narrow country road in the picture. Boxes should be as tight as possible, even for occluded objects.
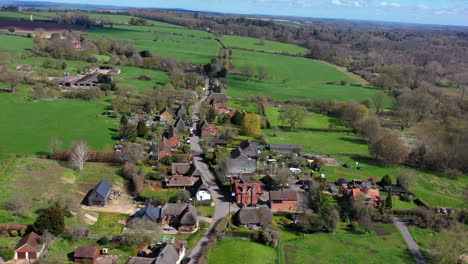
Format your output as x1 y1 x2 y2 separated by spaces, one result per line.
393 217 426 264
188 83 238 263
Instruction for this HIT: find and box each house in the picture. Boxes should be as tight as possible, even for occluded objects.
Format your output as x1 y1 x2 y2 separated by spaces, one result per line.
74 246 100 264
175 118 186 131
200 120 220 137
349 188 381 207
166 176 200 189
206 92 228 114
130 204 162 223
223 159 257 177
336 178 348 187
268 144 302 154
230 176 263 207
171 163 200 177
15 232 45 260
269 191 298 213
87 180 112 206
127 241 186 264
235 206 274 227
196 189 211 201
176 105 187 118
231 140 259 160
161 203 198 232
159 108 175 124
150 138 173 161
165 126 180 148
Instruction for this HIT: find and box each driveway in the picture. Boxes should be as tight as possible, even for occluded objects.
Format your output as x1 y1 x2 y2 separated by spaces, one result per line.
393 217 426 264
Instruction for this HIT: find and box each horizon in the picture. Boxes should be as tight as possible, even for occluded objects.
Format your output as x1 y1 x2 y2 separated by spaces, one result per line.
15 0 468 27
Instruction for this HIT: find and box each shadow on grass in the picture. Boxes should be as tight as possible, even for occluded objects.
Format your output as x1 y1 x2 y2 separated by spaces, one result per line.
339 137 367 145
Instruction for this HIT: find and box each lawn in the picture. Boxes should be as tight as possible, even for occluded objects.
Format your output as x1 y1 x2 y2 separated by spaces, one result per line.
0 34 32 51
197 205 215 218
86 25 219 64
0 237 21 248
280 224 413 264
138 189 180 203
221 35 308 55
209 237 277 264
88 212 128 235
226 50 386 103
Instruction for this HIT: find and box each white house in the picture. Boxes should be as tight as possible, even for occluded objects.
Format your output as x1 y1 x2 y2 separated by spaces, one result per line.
196 189 211 201
14 232 45 260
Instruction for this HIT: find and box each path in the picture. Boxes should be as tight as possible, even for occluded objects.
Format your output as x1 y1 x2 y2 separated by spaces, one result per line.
188 83 238 263
393 217 426 264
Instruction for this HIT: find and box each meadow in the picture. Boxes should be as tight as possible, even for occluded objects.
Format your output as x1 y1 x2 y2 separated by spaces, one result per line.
208 237 277 264
226 50 381 102
0 11 35 20
0 34 32 52
221 35 308 55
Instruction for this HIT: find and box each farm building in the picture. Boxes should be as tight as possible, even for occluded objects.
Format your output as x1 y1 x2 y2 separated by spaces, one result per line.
15 232 45 260
73 246 100 264
235 206 274 227
58 73 100 89
87 180 112 206
87 66 121 75
269 191 298 213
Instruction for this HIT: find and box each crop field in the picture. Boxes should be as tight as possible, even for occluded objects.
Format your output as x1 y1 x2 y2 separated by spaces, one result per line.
221 35 308 55
226 50 380 102
0 34 32 51
208 238 277 264
86 25 219 64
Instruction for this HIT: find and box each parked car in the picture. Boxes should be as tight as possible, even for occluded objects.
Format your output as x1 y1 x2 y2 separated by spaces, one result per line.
289 168 301 173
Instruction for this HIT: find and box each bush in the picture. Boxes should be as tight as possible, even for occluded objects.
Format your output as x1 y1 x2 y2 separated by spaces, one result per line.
0 248 15 261
379 175 392 186
259 225 280 247
9 230 18 237
443 169 462 179
33 206 64 236
97 237 110 245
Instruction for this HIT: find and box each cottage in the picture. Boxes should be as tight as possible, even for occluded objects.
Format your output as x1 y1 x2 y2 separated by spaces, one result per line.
196 189 211 201
127 241 185 264
269 191 298 213
230 176 263 207
150 138 173 161
176 105 188 118
130 204 162 223
166 176 199 189
74 246 100 264
15 232 45 260
159 108 175 124
206 92 228 114
165 126 180 148
161 203 198 232
87 180 112 206
268 144 302 154
235 206 274 227
200 120 220 137
231 140 259 160
349 188 381 207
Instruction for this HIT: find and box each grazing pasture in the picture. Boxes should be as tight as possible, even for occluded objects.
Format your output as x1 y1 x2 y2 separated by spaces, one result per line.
209 238 277 264
0 34 32 51
221 35 308 55
227 50 379 102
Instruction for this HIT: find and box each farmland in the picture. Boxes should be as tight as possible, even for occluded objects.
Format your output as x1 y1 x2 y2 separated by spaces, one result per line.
0 34 32 51
221 35 308 55
226 50 381 102
208 238 277 264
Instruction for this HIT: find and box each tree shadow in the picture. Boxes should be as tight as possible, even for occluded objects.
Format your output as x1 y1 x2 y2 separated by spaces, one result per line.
339 137 367 145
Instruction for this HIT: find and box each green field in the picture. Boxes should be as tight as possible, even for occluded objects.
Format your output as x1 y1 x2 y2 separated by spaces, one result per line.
86 25 219 64
209 238 277 264
0 34 32 51
221 35 308 55
226 50 379 102
0 11 35 20
88 212 128 235
280 224 413 264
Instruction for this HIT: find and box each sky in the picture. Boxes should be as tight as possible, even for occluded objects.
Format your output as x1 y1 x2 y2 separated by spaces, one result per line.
24 0 468 26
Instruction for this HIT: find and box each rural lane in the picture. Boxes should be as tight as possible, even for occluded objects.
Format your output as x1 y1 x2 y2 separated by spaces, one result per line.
393 217 426 264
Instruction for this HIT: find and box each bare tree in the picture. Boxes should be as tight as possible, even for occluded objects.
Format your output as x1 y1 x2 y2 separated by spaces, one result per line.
48 136 63 155
70 141 90 171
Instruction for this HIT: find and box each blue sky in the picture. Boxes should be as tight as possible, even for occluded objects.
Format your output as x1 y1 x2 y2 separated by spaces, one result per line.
27 0 468 26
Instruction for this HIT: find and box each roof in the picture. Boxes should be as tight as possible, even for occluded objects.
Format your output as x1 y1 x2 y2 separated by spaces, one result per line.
133 204 162 222
160 107 175 116
176 105 187 117
175 118 186 131
167 176 198 187
231 140 258 159
225 159 257 174
207 93 227 104
16 232 43 252
269 144 302 153
154 243 181 264
162 203 197 226
336 178 348 185
127 257 156 264
58 75 82 83
171 163 192 175
93 180 112 198
237 206 273 226
165 126 178 139
384 185 408 193
74 246 99 258
270 191 298 201
76 73 99 84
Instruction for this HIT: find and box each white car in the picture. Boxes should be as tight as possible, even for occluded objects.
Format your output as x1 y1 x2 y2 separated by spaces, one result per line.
289 168 301 173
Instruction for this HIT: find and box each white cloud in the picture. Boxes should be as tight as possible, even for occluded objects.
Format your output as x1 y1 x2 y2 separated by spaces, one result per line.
417 4 429 9
379 1 400 7
331 0 367 7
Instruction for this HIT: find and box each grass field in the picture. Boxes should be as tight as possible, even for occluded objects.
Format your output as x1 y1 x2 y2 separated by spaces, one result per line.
88 212 128 235
0 11 34 20
0 34 32 51
86 25 219 64
221 35 308 55
209 238 277 264
226 50 383 102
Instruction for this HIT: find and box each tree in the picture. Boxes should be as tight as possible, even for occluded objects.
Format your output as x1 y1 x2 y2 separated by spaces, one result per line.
379 175 392 186
241 113 262 136
239 64 254 80
369 132 409 167
0 248 14 261
48 136 63 155
4 70 23 93
279 105 307 130
169 190 191 203
207 107 216 123
119 124 137 141
70 141 90 171
396 171 416 190
257 65 268 80
7 26 15 32
373 91 386 113
260 225 281 247
120 114 129 126
231 110 245 125
33 206 64 236
137 119 148 138
431 223 467 264
384 193 393 210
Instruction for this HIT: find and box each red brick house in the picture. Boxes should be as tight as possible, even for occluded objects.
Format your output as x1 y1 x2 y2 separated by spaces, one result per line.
74 246 100 264
230 176 263 207
349 188 381 207
269 191 298 213
206 92 228 114
15 232 45 260
200 120 220 137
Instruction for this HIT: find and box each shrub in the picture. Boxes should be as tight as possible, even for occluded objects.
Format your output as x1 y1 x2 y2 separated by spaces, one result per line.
9 230 18 237
260 225 280 247
97 237 110 245
379 175 392 186
33 206 64 236
443 169 462 179
0 248 15 260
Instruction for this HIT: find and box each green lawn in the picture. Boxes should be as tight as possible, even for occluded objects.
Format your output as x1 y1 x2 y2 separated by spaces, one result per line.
226 50 385 103
221 35 308 55
280 224 413 264
209 238 277 264
0 34 33 51
197 206 215 218
0 237 21 248
88 212 128 235
138 189 180 203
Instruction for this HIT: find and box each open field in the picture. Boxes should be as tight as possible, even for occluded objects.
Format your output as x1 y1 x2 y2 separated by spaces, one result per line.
88 212 128 235
226 50 383 102
0 34 32 51
0 19 78 33
208 237 277 264
221 35 308 55
0 11 35 20
280 224 413 264
86 25 219 64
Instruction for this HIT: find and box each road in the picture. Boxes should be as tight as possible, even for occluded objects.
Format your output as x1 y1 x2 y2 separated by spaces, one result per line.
188 85 238 263
393 217 426 264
